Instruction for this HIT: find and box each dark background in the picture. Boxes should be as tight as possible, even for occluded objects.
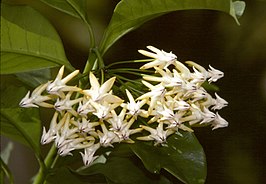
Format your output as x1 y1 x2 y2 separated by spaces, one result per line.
2 0 266 183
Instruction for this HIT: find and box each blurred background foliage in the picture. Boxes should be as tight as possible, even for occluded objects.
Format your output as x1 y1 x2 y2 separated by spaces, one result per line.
1 0 266 183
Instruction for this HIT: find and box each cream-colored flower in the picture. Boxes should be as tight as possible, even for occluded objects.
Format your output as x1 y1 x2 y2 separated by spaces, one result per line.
185 61 208 83
82 72 122 104
54 91 82 116
19 82 53 108
211 112 228 130
46 66 81 97
138 122 174 146
211 93 228 110
80 143 100 166
207 65 224 83
143 67 183 88
121 89 148 118
139 46 177 69
137 81 166 113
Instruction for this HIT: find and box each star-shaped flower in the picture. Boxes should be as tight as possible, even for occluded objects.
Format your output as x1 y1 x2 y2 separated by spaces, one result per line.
139 46 177 69
77 98 95 117
211 93 228 110
211 112 228 130
121 89 148 118
46 66 81 97
54 91 82 116
143 67 183 88
137 122 174 146
80 143 100 166
137 81 166 113
19 82 53 108
207 65 224 83
82 72 123 104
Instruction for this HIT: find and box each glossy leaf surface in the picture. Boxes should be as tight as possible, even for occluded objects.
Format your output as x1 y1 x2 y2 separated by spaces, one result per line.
99 0 241 54
1 3 74 74
131 132 206 184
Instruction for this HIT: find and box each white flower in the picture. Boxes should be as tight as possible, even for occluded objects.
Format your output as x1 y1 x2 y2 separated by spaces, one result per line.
90 101 113 120
200 107 216 124
139 46 177 69
54 91 82 116
46 66 81 97
137 81 166 113
80 143 100 166
171 99 190 111
77 99 95 117
82 72 123 104
181 104 204 125
211 93 228 110
190 66 206 84
211 113 229 130
185 61 208 83
75 118 99 134
54 113 78 148
108 109 127 132
41 112 69 145
122 89 148 118
19 82 53 108
207 65 224 83
41 112 59 144
58 137 94 156
158 105 186 128
143 67 183 87
98 130 119 147
190 88 208 102
138 122 174 146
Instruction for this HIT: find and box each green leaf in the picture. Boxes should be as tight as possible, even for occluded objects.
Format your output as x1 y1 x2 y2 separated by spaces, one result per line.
79 155 171 184
1 3 74 74
15 68 52 88
46 167 91 184
41 0 87 20
99 0 243 54
130 132 206 184
0 108 41 152
0 82 41 151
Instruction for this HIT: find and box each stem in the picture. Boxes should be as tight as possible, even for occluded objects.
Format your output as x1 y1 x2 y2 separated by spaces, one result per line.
83 50 97 75
33 144 57 184
105 59 153 69
110 74 142 84
44 144 58 169
0 158 14 184
108 69 149 77
92 48 105 69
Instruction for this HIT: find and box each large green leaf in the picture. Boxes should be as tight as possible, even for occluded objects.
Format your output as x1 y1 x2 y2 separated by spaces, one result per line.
130 132 206 184
40 0 87 20
99 0 242 54
0 107 41 152
0 81 41 152
79 154 171 184
15 68 52 88
0 3 74 74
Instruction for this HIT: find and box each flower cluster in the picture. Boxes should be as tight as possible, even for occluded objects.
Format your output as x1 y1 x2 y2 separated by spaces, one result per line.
19 46 228 166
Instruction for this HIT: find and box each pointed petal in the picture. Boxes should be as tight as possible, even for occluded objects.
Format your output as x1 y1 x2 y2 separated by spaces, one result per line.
89 72 100 89
138 49 158 59
147 45 161 54
61 69 79 84
100 77 116 94
56 65 65 80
